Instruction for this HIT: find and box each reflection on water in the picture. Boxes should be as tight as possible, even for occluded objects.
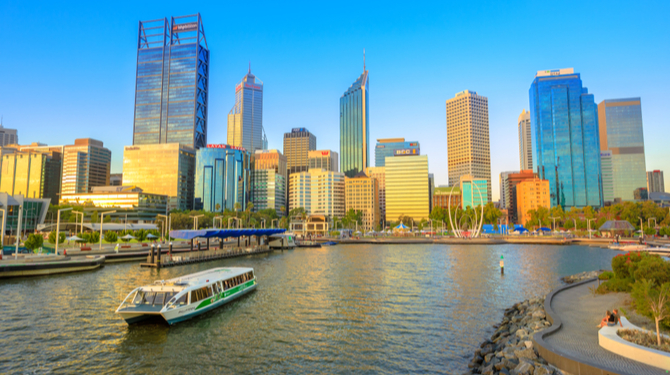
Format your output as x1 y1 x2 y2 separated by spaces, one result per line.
0 245 615 374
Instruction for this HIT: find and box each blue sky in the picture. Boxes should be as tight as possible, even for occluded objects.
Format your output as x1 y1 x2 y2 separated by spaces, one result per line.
1 0 668 201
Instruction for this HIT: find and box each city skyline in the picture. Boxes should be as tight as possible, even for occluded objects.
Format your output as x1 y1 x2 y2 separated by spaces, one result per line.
1 1 669 201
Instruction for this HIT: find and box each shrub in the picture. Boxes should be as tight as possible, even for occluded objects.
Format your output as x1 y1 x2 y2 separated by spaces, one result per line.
89 232 100 244
134 229 148 242
633 255 670 286
104 231 118 243
80 233 91 244
599 271 614 281
24 234 44 251
617 329 670 353
612 252 644 279
48 231 66 245
602 277 635 292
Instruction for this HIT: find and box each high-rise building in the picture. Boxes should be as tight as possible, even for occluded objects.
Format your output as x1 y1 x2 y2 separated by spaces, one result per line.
283 128 316 175
516 178 550 226
340 66 369 177
518 109 532 170
123 143 195 211
308 150 339 172
504 170 538 224
194 145 250 213
0 122 18 146
499 171 516 210
647 170 665 193
385 155 429 222
460 175 489 209
227 68 266 153
529 68 602 209
446 90 492 202
252 150 287 216
0 149 61 201
288 169 345 218
345 171 380 231
365 167 386 224
132 14 209 149
598 98 647 203
374 138 419 167
62 139 111 195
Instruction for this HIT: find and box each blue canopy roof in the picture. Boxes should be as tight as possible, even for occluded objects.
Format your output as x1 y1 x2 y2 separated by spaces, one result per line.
539 227 551 231
395 223 408 229
169 228 286 240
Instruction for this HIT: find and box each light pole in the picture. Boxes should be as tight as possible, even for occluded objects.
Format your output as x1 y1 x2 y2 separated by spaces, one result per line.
190 214 204 230
156 214 167 240
14 204 23 257
587 218 596 239
639 217 644 238
0 208 5 250
261 218 266 229
72 211 84 235
271 219 278 228
100 210 117 250
550 216 559 234
55 207 72 256
228 217 235 228
213 216 223 229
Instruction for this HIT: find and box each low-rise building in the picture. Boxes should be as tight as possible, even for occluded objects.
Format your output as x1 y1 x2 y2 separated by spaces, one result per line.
288 169 345 218
0 193 50 237
345 171 380 231
460 175 489 208
433 186 461 210
60 185 168 222
506 170 538 224
516 178 550 226
194 144 250 213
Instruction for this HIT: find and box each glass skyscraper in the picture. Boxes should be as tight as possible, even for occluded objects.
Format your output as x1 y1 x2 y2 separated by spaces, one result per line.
227 68 267 153
598 98 646 202
340 68 369 177
529 68 602 209
194 145 250 213
132 14 209 149
374 138 419 167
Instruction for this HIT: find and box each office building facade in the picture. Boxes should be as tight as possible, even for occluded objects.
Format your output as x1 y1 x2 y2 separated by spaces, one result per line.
518 109 532 170
446 90 492 202
283 128 316 175
499 171 516 210
505 170 538 224
345 171 380 231
365 166 386 224
0 123 18 146
385 155 429 222
0 193 50 234
123 143 195 211
340 69 369 177
0 150 61 202
132 14 209 149
647 170 665 193
516 178 550 226
288 169 345 218
308 150 338 172
375 138 419 167
598 98 646 202
433 186 461 210
460 175 489 209
194 145 250 213
529 68 602 209
227 68 266 152
62 139 111 195
252 150 287 216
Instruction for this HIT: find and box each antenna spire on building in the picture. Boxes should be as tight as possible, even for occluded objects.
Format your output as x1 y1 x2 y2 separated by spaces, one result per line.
249 61 251 74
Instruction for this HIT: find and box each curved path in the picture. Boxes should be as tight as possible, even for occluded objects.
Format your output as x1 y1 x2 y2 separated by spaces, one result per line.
538 279 665 375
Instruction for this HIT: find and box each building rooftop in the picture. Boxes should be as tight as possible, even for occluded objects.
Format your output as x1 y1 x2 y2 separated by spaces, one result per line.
377 138 405 143
535 68 574 77
90 185 143 193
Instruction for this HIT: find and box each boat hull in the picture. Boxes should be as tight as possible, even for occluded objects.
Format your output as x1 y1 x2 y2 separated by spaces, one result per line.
162 282 256 325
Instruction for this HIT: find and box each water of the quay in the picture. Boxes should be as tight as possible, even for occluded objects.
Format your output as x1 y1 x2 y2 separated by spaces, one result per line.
0 244 617 374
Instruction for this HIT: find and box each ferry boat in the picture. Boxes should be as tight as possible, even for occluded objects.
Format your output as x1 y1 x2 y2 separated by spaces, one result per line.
115 267 256 325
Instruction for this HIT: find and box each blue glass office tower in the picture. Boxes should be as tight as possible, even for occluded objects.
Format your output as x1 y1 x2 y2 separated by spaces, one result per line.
598 98 647 202
194 145 250 212
375 138 420 167
227 68 267 152
340 68 369 177
529 68 602 209
132 14 209 149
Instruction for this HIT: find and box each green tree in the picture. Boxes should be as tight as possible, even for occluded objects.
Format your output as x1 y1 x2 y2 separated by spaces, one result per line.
91 210 99 223
632 279 670 346
215 203 221 212
48 231 66 245
133 229 148 242
24 233 44 251
483 202 502 225
104 231 118 243
80 233 91 244
89 232 100 244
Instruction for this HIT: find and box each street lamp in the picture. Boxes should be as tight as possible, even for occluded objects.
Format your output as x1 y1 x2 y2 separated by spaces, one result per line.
271 218 278 228
72 211 84 235
213 216 223 229
639 217 644 238
0 208 5 250
228 217 239 229
100 211 117 250
55 207 72 256
587 218 596 240
550 216 559 234
156 214 167 240
261 218 266 229
190 214 204 230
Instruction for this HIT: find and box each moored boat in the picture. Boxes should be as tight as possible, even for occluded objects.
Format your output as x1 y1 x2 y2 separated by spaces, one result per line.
116 267 256 325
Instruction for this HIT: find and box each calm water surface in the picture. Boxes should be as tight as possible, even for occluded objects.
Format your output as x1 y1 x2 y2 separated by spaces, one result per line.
0 244 616 374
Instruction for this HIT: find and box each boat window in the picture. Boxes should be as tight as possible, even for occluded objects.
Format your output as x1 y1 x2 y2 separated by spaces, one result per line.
154 292 165 306
164 292 175 304
143 292 157 305
175 293 188 306
132 291 145 305
190 287 212 303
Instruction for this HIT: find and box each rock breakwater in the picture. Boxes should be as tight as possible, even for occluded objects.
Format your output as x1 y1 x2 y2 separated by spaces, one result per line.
463 297 563 375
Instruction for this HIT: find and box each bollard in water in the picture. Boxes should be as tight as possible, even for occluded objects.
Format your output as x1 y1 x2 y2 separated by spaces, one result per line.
190 239 193 252
219 238 223 249
150 244 155 264
197 242 201 252
157 244 162 265
500 255 504 275
169 242 173 261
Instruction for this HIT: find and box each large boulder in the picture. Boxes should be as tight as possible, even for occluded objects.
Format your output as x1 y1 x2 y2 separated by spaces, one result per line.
533 364 552 375
513 361 535 375
514 348 537 361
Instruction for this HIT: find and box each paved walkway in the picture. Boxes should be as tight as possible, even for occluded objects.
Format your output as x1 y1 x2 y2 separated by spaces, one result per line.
546 280 666 375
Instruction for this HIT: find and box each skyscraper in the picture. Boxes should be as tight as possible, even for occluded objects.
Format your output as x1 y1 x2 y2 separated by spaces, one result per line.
499 171 516 210
340 63 369 177
194 145 250 212
283 128 316 175
518 109 532 171
446 90 492 202
647 170 665 193
227 68 266 152
529 68 602 209
598 98 647 203
132 14 209 149
308 150 338 172
374 138 419 167
62 139 111 195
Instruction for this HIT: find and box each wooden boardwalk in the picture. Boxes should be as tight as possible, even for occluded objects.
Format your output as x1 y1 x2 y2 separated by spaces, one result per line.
140 246 275 268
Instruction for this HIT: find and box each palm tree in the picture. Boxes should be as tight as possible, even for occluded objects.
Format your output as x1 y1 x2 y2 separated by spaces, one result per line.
280 205 286 217
234 202 241 221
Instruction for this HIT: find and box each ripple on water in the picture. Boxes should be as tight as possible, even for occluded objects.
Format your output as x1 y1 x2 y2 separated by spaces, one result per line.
0 244 616 374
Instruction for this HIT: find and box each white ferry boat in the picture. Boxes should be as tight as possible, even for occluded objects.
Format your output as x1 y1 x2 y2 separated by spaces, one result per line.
115 267 256 325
